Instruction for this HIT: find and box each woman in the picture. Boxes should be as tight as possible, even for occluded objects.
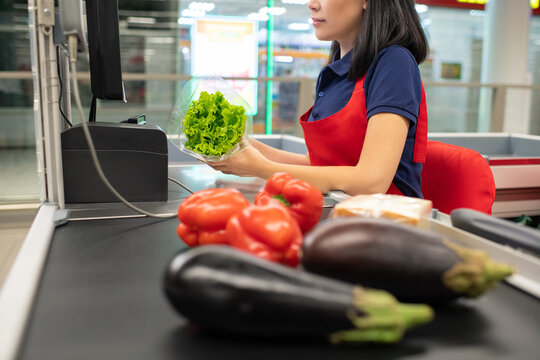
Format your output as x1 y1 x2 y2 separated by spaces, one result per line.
210 0 429 198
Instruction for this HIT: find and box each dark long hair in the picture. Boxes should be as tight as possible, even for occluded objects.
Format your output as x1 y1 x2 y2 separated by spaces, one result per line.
329 0 429 80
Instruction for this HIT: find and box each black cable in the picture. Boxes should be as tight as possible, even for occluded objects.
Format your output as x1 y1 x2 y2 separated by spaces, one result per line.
56 46 73 127
89 95 97 122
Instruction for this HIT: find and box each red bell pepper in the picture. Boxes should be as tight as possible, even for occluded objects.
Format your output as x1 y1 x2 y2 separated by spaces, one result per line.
255 172 323 234
177 188 249 247
226 197 303 267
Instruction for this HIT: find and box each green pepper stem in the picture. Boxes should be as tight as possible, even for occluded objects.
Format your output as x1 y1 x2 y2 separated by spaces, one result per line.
272 194 290 207
329 287 434 344
442 240 515 297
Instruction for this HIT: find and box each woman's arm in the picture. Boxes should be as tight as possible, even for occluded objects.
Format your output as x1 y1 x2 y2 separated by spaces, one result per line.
210 113 409 195
250 139 311 166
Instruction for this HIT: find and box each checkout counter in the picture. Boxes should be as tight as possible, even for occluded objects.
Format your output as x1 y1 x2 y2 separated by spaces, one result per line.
1 134 540 360
427 133 540 218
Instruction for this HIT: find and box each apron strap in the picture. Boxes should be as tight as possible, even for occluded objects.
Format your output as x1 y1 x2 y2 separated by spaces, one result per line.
412 84 428 163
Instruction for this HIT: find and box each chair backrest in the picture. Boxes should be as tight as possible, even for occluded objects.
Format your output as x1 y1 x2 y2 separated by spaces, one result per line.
421 140 496 215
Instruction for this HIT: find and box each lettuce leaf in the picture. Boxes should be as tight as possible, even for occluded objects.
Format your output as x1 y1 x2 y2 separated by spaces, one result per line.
183 91 247 157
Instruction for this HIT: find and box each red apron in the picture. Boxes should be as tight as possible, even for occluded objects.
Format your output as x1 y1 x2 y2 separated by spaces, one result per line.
299 76 428 195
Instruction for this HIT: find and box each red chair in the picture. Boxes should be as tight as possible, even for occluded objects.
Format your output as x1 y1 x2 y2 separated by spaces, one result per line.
421 140 496 215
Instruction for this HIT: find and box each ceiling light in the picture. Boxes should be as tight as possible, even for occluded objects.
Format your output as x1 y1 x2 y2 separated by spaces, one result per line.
288 23 310 31
189 2 215 12
181 9 206 17
178 17 195 25
274 56 294 63
248 12 269 21
415 4 428 13
281 0 309 4
258 7 287 16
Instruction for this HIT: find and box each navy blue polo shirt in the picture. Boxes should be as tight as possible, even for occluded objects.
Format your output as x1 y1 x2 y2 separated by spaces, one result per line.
307 45 424 198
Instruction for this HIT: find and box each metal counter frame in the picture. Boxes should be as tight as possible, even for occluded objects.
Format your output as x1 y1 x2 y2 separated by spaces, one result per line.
0 204 58 360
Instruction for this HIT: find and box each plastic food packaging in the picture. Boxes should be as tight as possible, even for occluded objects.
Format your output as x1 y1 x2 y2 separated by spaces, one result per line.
168 76 253 162
330 194 433 225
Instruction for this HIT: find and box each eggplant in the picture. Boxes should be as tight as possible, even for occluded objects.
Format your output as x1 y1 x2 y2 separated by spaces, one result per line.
163 246 433 344
301 217 514 303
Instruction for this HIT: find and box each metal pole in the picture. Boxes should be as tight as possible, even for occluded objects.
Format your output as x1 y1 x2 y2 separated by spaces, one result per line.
28 0 47 203
31 0 66 208
266 0 274 135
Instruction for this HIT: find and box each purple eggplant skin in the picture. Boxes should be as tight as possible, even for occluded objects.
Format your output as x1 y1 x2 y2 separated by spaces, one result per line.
163 245 360 338
301 217 462 303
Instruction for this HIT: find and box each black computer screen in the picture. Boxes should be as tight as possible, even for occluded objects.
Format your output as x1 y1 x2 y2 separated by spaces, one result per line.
85 0 124 101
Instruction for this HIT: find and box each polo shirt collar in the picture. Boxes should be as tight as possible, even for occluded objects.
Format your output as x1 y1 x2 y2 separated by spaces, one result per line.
327 50 352 77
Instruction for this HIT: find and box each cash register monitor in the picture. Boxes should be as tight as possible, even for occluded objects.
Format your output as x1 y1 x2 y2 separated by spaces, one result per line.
85 0 125 100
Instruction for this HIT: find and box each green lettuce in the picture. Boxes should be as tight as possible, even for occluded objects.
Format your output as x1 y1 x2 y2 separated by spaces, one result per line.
182 91 247 157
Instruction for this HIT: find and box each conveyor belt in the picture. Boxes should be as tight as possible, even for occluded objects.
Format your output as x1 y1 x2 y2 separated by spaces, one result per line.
18 216 540 360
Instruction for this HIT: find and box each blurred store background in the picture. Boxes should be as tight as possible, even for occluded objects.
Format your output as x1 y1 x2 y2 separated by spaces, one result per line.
1 0 540 205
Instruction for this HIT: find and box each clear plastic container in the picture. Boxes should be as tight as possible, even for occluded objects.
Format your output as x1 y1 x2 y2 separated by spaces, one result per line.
168 76 253 162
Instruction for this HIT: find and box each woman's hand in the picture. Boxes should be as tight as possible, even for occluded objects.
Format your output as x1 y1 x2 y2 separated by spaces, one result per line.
206 141 273 178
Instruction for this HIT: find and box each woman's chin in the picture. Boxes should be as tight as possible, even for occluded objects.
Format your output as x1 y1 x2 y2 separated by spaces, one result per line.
314 32 331 42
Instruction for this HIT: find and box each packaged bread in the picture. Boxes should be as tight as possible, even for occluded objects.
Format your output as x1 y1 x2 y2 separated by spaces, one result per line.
331 194 432 225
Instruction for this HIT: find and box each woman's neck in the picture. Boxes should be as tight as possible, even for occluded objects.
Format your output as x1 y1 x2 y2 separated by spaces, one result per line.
339 39 355 58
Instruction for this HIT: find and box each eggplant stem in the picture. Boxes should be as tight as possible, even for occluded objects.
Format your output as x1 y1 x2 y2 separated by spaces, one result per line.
329 287 434 344
442 239 515 297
